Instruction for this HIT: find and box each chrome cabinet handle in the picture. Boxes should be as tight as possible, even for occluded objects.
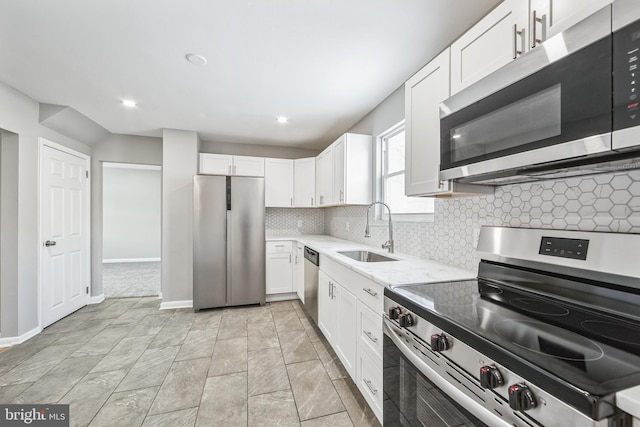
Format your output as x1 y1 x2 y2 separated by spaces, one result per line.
289 254 292 263
364 378 378 395
291 197 293 207
44 240 57 247
275 244 285 247
228 164 232 175
364 330 378 343
311 197 314 206
340 190 344 202
363 288 378 297
513 24 525 58
233 165 237 175
532 10 545 48
328 282 332 298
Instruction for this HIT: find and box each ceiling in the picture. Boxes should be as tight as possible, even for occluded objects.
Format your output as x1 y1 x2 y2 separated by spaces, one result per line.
0 0 500 149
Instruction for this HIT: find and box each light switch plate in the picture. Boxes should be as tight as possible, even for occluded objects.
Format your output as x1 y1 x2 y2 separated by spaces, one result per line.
297 220 303 228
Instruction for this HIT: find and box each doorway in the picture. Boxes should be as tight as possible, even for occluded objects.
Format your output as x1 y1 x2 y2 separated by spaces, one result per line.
102 162 161 298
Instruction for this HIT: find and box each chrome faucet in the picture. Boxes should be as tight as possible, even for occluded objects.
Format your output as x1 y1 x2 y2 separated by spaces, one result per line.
364 201 394 253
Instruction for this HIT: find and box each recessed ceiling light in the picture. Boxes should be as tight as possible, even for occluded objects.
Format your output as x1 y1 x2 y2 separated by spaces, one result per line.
121 99 137 108
185 53 207 66
276 116 288 124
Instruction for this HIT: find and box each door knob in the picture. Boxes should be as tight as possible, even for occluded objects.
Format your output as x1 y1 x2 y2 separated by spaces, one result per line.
44 240 57 247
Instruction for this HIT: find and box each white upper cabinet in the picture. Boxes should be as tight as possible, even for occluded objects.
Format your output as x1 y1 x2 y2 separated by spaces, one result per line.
450 0 529 95
199 153 233 175
529 0 612 48
265 158 294 207
294 158 316 207
233 156 265 176
333 133 373 206
405 49 452 196
405 50 493 197
199 154 265 177
316 147 334 207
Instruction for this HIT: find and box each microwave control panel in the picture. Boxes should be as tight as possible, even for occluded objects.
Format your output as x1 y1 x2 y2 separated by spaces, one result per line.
614 19 640 130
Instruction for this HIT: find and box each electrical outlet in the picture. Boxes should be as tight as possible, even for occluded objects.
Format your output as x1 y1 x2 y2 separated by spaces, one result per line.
297 220 303 228
346 221 350 231
472 228 481 249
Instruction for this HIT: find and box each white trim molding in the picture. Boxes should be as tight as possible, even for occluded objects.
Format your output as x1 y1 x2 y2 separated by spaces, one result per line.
103 162 161 171
0 326 42 347
89 294 105 305
159 300 193 310
103 258 161 264
266 293 298 302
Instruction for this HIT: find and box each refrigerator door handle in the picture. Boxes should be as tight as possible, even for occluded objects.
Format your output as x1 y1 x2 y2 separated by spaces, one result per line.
226 211 233 304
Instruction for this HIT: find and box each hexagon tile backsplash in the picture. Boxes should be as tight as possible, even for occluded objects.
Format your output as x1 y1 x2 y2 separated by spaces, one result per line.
326 169 640 273
266 208 325 236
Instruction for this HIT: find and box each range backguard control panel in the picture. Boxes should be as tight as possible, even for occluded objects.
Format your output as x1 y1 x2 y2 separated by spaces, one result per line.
539 237 589 260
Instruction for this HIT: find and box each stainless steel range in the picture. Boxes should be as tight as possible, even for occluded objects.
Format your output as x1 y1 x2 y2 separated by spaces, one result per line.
383 227 640 427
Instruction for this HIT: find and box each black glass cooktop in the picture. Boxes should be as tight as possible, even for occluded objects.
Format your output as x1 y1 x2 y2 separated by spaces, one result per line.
386 262 640 398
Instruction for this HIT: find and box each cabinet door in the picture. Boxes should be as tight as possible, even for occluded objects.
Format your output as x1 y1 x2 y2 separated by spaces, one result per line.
405 49 452 196
233 156 265 177
315 154 325 207
334 283 357 378
529 0 611 48
333 137 346 205
294 158 316 207
199 154 233 175
266 252 293 294
322 146 334 206
450 0 529 95
295 244 304 302
265 158 294 207
317 271 335 343
342 134 373 205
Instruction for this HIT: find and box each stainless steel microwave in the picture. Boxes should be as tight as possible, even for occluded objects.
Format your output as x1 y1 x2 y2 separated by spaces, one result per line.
439 0 640 185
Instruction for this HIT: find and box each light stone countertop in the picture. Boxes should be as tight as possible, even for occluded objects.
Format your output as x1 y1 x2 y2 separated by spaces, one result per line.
266 234 475 287
616 386 640 421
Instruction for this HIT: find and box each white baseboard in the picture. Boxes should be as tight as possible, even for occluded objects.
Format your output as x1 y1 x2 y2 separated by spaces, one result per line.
89 294 105 304
266 292 298 302
0 326 42 347
160 300 193 310
103 258 161 264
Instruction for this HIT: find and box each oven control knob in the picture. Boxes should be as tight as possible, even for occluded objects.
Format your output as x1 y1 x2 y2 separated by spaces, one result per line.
479 365 504 390
399 313 414 327
430 334 450 352
508 383 537 412
388 307 401 320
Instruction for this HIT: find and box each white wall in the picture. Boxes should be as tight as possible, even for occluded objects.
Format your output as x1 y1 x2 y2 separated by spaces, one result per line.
103 164 161 261
162 129 199 305
0 81 91 338
200 140 320 159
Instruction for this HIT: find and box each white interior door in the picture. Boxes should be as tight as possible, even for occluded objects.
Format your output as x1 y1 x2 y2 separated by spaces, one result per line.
41 143 89 328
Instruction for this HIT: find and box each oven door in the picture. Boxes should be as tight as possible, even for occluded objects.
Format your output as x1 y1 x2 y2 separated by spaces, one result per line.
383 321 488 427
439 6 612 182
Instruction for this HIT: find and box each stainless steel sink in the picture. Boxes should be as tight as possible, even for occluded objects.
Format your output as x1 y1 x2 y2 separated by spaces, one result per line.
338 250 398 263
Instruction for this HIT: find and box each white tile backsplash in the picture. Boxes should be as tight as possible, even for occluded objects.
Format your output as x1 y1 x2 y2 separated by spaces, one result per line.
266 208 325 236
326 170 640 272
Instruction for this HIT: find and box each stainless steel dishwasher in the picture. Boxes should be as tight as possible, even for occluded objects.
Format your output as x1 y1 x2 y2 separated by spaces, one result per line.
303 246 319 324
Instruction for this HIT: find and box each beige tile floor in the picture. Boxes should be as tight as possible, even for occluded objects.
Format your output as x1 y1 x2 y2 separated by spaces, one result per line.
0 297 381 427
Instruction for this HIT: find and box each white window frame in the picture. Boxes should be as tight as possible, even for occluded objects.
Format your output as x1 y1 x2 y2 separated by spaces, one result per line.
377 120 434 223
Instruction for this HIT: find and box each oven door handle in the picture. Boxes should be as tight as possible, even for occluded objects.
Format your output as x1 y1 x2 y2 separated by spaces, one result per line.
384 318 433 372
383 318 511 427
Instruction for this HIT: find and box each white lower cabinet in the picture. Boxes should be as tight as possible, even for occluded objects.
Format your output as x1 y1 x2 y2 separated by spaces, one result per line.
318 256 384 423
266 241 293 294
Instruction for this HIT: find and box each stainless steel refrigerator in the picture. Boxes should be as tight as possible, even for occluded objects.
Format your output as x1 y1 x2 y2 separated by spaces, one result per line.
193 175 265 310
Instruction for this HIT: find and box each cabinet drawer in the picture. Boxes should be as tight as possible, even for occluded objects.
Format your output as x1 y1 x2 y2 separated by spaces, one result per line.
357 282 384 315
266 241 292 254
357 301 383 360
357 345 383 421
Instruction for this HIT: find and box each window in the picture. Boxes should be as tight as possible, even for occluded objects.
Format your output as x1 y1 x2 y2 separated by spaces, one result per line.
380 123 434 218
